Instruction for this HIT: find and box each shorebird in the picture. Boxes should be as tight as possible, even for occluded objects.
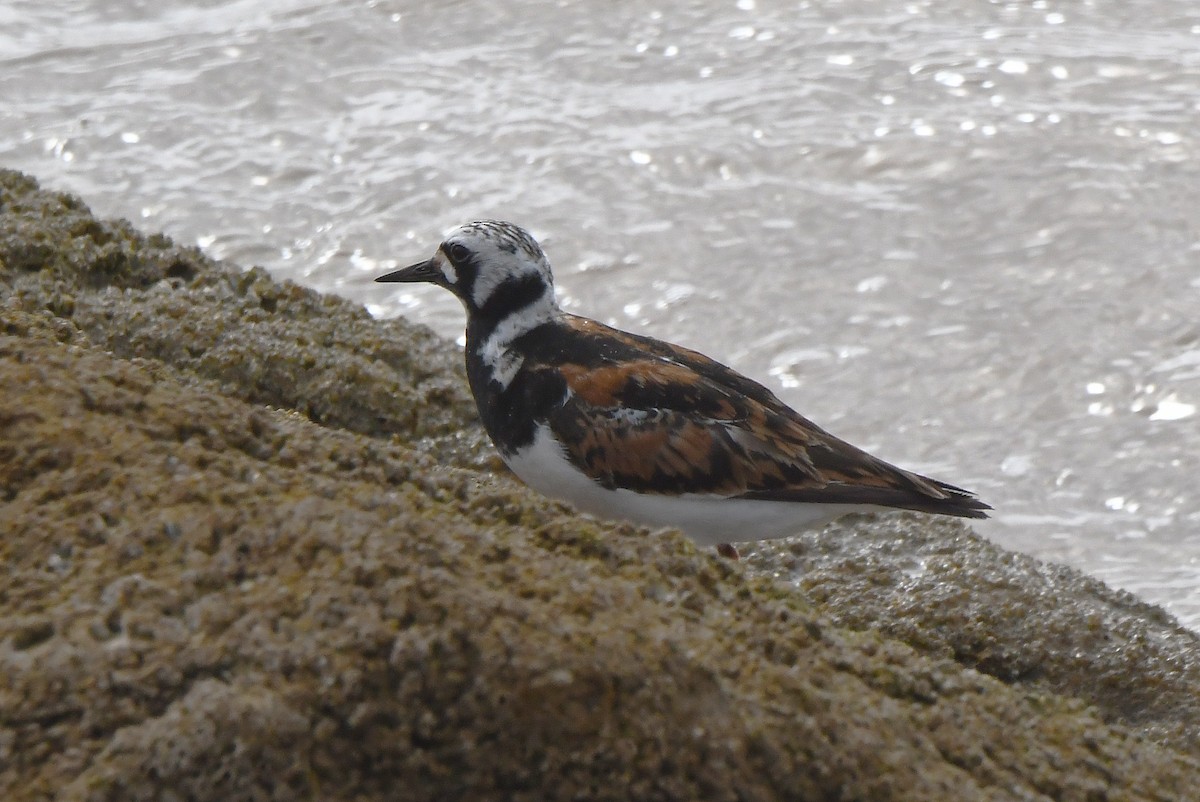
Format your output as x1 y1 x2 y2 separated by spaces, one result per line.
377 221 989 557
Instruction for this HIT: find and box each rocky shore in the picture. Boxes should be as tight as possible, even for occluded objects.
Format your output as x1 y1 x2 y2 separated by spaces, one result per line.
2 168 1198 801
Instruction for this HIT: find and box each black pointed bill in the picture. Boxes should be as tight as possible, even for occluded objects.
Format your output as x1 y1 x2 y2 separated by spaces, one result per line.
375 259 441 284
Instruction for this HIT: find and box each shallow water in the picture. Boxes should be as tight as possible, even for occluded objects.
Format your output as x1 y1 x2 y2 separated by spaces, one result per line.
3 0 1198 627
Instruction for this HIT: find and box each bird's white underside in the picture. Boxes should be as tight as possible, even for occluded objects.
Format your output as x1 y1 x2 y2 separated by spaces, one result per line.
505 425 881 546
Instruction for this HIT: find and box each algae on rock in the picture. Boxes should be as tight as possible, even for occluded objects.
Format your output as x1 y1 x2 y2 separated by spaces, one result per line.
0 168 486 466
2 169 1199 801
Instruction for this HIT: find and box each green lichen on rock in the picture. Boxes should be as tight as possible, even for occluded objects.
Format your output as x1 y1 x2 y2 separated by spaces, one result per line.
745 514 1200 751
0 168 486 467
2 170 1199 801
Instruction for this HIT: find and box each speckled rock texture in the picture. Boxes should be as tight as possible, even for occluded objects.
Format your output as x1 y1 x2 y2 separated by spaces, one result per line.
2 169 1199 801
0 169 486 468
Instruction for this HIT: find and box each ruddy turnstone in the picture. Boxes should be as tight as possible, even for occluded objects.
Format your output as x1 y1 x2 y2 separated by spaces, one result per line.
377 220 989 558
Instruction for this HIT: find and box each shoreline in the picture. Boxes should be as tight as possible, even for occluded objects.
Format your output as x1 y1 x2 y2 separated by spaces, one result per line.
3 168 1198 800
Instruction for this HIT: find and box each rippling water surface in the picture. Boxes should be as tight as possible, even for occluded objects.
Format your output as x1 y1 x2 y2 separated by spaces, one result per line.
3 0 1198 627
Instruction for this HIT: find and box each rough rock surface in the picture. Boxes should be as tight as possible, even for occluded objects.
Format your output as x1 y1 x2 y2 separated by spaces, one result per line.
2 169 1199 801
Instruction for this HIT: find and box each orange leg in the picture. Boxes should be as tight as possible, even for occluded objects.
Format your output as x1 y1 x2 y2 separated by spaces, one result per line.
716 543 740 560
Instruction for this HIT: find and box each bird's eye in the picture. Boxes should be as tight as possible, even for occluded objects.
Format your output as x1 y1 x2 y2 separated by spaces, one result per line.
445 242 470 264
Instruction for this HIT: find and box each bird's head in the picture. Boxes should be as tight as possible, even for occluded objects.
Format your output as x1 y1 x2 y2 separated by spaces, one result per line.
377 220 558 321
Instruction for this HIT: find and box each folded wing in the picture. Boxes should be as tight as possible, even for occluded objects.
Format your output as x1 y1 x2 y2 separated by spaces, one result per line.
542 355 990 518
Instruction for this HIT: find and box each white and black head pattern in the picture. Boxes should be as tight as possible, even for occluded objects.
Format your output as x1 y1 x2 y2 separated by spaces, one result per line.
438 221 558 319
377 220 564 391
377 220 559 321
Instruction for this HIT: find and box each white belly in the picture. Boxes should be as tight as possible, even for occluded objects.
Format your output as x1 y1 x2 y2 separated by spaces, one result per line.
503 425 879 546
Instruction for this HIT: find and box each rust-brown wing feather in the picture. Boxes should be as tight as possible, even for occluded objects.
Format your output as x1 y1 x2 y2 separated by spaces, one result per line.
542 353 990 517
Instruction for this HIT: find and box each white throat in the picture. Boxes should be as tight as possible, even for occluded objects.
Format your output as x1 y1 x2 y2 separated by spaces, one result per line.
475 288 560 389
